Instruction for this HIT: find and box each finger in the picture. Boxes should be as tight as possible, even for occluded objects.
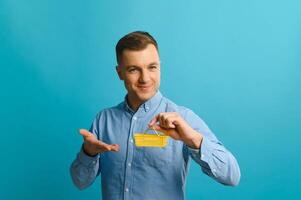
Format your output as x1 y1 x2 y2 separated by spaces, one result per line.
164 115 177 129
162 113 178 128
148 114 160 127
153 123 180 139
97 144 119 152
109 144 120 152
157 113 175 128
152 124 168 135
95 141 120 152
158 113 167 127
149 113 169 127
94 142 111 151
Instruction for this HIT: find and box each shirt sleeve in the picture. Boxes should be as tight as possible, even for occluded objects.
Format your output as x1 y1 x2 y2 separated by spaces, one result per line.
69 113 102 190
183 109 241 186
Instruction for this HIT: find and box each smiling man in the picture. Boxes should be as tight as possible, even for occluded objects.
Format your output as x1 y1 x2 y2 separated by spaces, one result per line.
116 41 161 111
70 31 241 200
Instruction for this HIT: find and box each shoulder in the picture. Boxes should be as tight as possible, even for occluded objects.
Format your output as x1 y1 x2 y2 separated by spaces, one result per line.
161 96 196 118
94 101 125 119
162 96 211 132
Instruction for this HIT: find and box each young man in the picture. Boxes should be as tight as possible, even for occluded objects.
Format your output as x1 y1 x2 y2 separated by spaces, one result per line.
70 31 241 200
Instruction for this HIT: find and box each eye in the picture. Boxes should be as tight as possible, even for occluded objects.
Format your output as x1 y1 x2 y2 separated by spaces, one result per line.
128 68 138 73
149 65 158 70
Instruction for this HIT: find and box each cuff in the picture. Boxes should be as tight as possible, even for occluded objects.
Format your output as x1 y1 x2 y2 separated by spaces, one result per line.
199 136 215 164
187 136 214 164
77 146 100 167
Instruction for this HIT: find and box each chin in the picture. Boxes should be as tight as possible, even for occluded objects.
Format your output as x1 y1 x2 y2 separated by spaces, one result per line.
137 90 156 101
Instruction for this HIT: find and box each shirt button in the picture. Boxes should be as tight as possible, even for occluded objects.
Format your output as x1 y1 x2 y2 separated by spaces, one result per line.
130 139 133 143
133 116 137 120
201 154 205 159
125 188 129 192
128 163 131 167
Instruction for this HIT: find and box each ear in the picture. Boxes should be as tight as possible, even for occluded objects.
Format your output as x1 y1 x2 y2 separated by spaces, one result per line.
116 65 124 80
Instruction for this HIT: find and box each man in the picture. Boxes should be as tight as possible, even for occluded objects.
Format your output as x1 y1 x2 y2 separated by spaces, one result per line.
70 31 241 200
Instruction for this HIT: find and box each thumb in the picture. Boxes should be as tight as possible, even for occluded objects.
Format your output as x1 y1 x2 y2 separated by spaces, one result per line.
151 124 167 135
148 115 159 127
79 129 93 138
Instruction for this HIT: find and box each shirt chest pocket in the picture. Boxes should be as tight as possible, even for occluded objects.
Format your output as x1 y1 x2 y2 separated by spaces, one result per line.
141 145 173 167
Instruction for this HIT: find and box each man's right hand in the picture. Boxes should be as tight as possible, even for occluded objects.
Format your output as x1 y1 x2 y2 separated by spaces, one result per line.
79 129 120 157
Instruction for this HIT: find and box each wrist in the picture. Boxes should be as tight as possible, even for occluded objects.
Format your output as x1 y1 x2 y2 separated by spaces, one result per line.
82 144 98 157
185 132 203 149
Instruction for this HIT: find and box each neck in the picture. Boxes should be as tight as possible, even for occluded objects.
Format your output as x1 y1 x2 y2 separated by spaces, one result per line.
126 90 158 112
126 95 143 112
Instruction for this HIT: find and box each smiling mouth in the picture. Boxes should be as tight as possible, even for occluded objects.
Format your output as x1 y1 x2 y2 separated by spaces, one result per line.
137 85 151 90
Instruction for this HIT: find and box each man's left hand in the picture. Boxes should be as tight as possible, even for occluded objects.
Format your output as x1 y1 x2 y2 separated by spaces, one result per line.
148 112 203 149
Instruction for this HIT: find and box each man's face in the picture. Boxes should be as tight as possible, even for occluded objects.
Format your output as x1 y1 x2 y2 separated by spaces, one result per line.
116 44 161 104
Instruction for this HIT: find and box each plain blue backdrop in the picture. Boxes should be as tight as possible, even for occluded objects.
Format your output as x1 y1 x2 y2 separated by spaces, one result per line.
1 0 300 199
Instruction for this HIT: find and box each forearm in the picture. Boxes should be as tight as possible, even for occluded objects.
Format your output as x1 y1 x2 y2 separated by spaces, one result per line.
187 136 241 186
70 148 100 190
182 130 203 149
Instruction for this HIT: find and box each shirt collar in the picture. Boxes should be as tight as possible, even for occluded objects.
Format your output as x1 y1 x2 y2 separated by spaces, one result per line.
124 90 163 114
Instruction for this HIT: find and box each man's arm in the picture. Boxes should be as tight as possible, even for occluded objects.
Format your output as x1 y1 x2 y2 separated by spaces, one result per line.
70 129 119 190
70 146 101 190
186 134 241 186
148 110 241 186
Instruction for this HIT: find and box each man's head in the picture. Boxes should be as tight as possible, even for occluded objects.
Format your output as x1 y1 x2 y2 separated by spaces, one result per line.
116 31 161 109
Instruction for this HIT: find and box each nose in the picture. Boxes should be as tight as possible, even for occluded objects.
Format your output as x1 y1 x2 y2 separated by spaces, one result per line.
139 69 151 83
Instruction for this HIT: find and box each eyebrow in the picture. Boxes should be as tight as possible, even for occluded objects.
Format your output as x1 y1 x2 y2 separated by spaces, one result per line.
125 61 160 69
148 61 160 66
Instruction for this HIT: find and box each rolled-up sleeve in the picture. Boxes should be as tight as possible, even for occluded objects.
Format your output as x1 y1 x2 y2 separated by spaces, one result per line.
184 109 241 186
70 148 100 190
70 113 102 190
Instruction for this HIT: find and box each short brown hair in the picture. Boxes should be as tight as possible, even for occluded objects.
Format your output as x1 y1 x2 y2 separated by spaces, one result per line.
116 31 159 65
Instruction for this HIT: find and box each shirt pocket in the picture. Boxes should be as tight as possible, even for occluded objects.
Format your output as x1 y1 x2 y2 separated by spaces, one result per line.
142 144 173 167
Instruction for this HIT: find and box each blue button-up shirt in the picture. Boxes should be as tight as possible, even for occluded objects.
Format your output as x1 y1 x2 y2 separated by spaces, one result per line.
70 91 240 200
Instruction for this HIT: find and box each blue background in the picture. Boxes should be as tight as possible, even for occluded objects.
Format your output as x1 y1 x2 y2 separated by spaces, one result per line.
1 0 300 199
